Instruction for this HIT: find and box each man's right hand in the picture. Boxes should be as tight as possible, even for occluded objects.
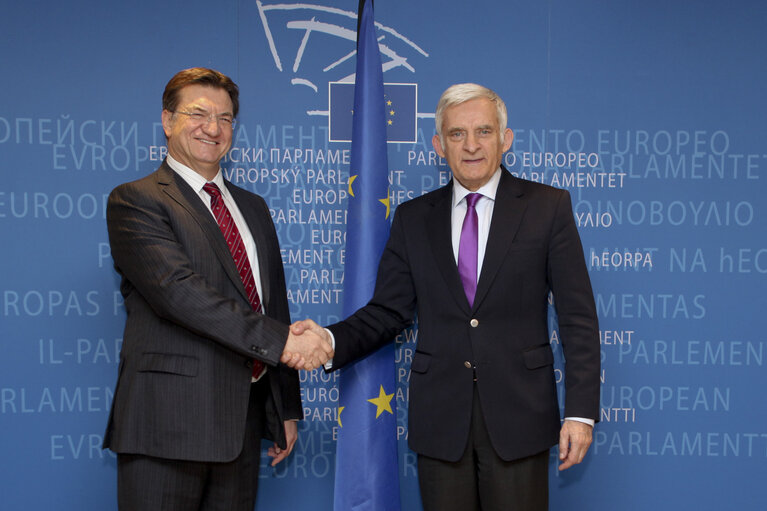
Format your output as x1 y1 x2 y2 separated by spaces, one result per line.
281 320 333 370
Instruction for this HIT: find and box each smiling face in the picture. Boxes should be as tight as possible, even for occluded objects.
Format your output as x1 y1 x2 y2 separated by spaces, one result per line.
432 97 513 191
161 84 234 180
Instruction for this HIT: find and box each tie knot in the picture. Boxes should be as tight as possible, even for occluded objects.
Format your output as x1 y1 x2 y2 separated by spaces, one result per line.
203 182 222 199
465 193 481 209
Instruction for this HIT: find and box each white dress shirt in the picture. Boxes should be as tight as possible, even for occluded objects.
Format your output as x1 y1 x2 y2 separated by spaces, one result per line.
450 167 502 275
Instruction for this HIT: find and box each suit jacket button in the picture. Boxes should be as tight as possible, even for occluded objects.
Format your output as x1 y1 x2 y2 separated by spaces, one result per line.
470 319 479 327
464 361 472 369
250 345 258 352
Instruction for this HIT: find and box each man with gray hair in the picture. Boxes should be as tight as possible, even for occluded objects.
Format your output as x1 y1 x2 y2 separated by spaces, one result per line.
291 83 600 510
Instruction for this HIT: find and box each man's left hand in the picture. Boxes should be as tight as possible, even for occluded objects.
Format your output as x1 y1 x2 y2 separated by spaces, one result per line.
267 420 298 466
558 420 593 471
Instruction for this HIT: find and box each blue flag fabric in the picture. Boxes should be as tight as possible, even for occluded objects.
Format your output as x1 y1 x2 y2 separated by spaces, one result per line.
333 1 401 510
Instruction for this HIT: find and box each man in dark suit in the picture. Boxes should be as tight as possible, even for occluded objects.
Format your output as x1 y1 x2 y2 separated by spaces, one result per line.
289 83 600 510
103 67 332 511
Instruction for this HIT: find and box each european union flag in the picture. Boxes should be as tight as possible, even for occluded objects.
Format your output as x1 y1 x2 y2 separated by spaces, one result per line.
334 1 400 511
383 83 417 143
329 82 417 143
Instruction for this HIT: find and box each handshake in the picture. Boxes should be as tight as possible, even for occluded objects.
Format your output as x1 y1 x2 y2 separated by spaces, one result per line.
280 319 333 371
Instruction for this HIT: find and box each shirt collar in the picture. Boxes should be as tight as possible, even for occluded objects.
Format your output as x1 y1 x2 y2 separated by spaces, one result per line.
166 155 225 193
452 167 502 208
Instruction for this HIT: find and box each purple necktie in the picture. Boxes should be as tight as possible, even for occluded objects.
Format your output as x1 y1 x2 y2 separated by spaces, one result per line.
458 193 481 307
203 182 264 379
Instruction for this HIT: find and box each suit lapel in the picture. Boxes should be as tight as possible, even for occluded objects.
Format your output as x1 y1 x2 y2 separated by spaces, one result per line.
426 182 473 312
156 163 250 303
473 168 527 311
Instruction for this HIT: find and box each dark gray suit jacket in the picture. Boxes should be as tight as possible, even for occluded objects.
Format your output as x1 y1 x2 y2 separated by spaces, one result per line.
329 168 600 462
103 161 301 462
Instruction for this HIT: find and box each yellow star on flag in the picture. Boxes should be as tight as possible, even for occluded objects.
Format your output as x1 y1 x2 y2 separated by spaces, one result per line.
367 385 394 418
379 195 390 219
349 177 389 218
337 406 345 427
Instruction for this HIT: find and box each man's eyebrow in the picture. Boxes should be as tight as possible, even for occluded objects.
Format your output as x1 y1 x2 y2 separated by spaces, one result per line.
187 105 234 116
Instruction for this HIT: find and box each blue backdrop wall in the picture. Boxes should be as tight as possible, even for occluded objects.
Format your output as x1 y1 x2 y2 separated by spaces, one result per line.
1 1 765 509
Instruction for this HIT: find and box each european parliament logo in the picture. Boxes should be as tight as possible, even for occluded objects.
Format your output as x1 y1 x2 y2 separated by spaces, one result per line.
329 82 417 143
255 1 429 143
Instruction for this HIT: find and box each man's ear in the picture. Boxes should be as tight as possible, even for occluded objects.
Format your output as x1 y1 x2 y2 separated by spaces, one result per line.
432 134 445 158
161 109 173 139
503 128 514 152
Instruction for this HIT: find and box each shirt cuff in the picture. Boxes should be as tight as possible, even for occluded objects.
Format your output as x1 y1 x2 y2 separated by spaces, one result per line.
323 328 336 370
565 417 595 427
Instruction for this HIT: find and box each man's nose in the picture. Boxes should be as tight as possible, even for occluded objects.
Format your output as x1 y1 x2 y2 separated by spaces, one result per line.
463 132 480 151
201 117 222 135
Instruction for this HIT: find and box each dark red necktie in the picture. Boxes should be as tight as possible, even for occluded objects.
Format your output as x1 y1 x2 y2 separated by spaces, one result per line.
203 182 265 378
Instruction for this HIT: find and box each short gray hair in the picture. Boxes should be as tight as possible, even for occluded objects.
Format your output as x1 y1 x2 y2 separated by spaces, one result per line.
434 83 508 145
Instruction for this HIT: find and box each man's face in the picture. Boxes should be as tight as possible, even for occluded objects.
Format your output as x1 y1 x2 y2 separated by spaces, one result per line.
432 98 513 191
161 84 234 179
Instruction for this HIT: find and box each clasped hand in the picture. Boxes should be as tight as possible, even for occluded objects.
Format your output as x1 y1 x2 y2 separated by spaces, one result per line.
280 319 333 371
